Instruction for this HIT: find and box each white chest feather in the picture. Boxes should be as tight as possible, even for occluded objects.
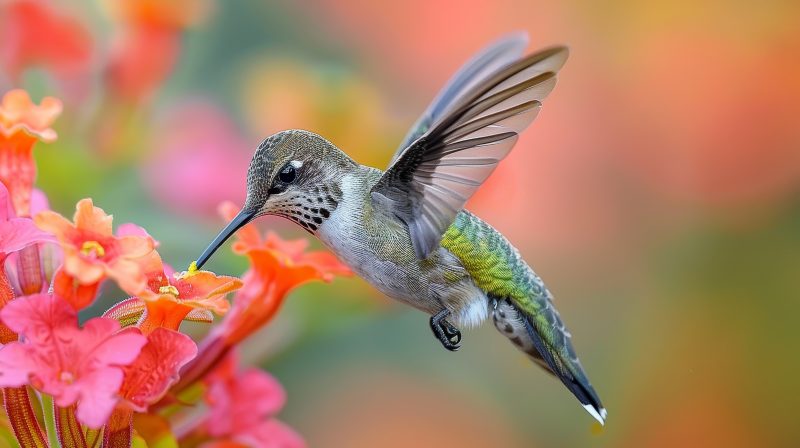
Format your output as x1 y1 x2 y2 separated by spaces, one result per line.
317 172 488 326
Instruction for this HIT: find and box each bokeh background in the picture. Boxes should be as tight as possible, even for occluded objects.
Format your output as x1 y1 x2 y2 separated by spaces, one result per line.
3 0 800 446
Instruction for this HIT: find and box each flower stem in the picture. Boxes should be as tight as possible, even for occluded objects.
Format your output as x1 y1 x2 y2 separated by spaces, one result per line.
102 407 133 448
40 394 59 448
3 387 47 448
54 405 88 447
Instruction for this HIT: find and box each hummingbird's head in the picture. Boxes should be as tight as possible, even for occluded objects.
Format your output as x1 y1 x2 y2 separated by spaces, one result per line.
194 130 355 269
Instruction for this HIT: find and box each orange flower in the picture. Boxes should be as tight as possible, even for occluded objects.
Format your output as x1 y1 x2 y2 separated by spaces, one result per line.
99 0 210 102
105 26 180 102
0 90 61 216
34 199 154 306
127 251 242 334
213 202 351 345
165 203 351 395
100 0 211 29
0 1 92 83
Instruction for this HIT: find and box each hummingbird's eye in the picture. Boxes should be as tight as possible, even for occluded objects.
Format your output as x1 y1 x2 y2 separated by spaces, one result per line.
269 160 303 195
278 163 297 183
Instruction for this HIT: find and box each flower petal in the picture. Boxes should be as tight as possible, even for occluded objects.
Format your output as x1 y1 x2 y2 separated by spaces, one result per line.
239 419 306 448
30 188 50 215
87 325 147 366
33 210 76 243
52 269 101 311
73 199 112 236
116 223 155 240
0 90 62 140
119 328 197 411
0 294 146 430
173 271 241 314
0 182 14 221
75 367 125 429
298 252 353 279
0 217 56 254
0 343 38 387
107 258 148 295
116 235 154 259
205 367 286 437
0 292 76 340
63 253 105 285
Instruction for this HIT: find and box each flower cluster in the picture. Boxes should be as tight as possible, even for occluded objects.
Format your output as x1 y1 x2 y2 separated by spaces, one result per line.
0 89 351 447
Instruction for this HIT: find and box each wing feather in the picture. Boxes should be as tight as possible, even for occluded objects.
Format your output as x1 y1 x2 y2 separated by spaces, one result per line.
373 44 569 258
390 33 529 165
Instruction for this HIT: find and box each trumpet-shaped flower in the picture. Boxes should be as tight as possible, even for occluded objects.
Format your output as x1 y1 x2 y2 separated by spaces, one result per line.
0 90 61 216
0 182 55 342
105 26 180 101
213 201 351 345
0 294 147 428
124 250 241 334
0 1 92 84
100 0 209 102
34 198 155 305
119 327 197 411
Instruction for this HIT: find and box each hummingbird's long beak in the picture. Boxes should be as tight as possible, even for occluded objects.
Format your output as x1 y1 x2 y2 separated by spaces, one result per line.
195 208 257 269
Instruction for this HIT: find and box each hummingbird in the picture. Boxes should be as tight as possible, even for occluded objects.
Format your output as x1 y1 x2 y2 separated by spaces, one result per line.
194 33 607 425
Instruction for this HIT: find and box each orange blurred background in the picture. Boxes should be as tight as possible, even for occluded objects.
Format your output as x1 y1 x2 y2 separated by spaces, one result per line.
3 0 799 446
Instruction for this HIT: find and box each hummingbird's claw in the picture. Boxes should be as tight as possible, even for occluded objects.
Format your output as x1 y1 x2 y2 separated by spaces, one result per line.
442 320 461 345
430 309 462 351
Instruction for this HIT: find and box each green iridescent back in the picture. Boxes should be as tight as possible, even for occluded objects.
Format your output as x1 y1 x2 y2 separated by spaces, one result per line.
441 210 597 399
440 210 550 315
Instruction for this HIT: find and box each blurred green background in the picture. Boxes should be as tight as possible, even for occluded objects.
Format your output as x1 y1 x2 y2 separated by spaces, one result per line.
3 0 800 446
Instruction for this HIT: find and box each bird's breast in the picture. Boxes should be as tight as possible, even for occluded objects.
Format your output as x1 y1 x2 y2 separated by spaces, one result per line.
316 175 445 313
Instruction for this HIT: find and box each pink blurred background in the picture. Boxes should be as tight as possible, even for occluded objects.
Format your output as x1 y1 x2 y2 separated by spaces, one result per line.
3 0 799 446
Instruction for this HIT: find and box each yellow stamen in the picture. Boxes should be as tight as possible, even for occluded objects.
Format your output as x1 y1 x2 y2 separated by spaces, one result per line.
80 241 105 258
158 285 179 297
175 261 200 280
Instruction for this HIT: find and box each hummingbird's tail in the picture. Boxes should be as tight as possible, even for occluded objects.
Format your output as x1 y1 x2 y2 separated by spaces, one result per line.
491 297 607 425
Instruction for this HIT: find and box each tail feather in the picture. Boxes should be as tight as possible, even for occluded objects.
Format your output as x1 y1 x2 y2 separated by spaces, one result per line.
492 297 607 425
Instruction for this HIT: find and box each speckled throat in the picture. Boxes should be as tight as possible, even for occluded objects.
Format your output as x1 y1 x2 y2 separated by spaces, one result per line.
267 181 342 233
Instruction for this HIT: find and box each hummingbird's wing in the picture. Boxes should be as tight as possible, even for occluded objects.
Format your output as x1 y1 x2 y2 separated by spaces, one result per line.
388 33 528 166
372 45 568 258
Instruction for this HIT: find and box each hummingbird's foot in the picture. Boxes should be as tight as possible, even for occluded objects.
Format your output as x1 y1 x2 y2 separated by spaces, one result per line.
430 309 462 351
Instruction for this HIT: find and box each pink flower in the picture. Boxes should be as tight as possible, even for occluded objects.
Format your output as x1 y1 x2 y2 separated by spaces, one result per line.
203 353 304 448
0 182 55 342
240 420 306 448
118 327 197 411
142 101 251 217
0 182 54 256
0 294 147 428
